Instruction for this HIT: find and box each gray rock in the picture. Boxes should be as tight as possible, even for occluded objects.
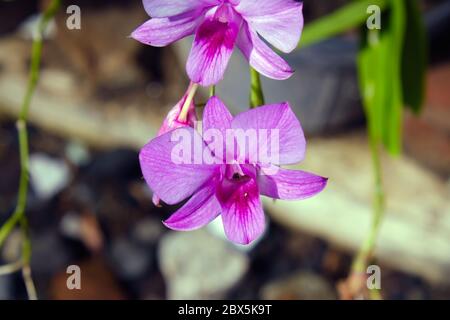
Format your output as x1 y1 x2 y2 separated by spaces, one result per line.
29 153 71 200
261 271 337 300
65 140 91 166
109 238 153 281
131 217 164 246
159 230 249 300
30 230 72 275
0 275 13 300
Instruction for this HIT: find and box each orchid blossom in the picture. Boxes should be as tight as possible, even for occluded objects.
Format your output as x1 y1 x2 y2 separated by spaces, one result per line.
151 82 199 206
139 97 327 245
132 0 304 86
156 82 198 137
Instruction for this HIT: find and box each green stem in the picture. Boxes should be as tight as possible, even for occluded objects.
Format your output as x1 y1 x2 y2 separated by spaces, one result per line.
209 85 216 97
0 0 61 300
350 124 385 297
249 67 265 108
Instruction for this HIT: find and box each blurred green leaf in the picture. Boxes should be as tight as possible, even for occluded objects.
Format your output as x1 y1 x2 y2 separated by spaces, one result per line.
358 29 387 142
299 0 388 48
401 0 427 114
357 0 406 155
383 0 405 155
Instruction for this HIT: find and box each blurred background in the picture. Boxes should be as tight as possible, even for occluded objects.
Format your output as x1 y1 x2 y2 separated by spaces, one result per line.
0 0 449 300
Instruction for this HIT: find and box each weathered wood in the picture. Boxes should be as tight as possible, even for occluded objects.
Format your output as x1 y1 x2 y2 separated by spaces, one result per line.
0 72 155 149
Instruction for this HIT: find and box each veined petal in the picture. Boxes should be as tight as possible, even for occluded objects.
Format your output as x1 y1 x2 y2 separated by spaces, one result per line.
143 0 219 18
164 183 221 231
232 102 305 165
235 0 303 53
203 96 233 132
131 10 202 47
202 96 234 162
187 5 241 86
218 177 265 245
236 22 293 80
258 166 328 200
139 127 218 205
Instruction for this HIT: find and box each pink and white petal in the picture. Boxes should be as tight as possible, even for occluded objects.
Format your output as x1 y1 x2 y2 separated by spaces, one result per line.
131 11 201 47
236 22 293 80
139 127 218 205
143 0 219 18
218 178 265 245
203 96 233 132
258 166 328 200
186 6 241 86
163 183 221 231
232 102 305 165
235 0 303 53
152 194 161 207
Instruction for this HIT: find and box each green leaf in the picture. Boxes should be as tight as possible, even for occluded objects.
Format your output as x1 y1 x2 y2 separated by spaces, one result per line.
382 0 406 155
358 29 387 142
299 0 389 48
357 0 406 155
401 0 427 114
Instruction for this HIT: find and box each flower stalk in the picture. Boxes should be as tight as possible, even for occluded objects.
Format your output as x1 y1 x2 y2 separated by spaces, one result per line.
250 67 265 108
0 0 61 300
178 83 199 122
210 85 216 97
347 111 385 300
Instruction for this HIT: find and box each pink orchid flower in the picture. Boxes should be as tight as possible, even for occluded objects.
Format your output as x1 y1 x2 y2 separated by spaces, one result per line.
156 82 198 137
132 0 304 86
139 97 327 245
152 82 199 206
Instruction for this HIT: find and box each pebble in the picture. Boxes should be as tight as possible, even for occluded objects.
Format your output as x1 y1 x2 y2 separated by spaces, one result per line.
159 230 249 299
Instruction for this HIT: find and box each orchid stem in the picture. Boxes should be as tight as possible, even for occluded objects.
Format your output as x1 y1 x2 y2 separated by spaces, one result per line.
350 123 385 298
179 83 199 122
0 260 23 276
210 85 216 97
250 67 265 108
0 0 61 300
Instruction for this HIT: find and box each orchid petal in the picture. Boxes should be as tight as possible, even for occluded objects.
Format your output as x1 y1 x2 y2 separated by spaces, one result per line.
202 96 234 162
132 11 201 47
218 178 265 245
139 127 218 205
232 102 305 165
187 5 241 86
236 22 293 80
164 183 221 230
235 0 303 53
258 166 328 200
143 0 219 18
203 96 233 132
